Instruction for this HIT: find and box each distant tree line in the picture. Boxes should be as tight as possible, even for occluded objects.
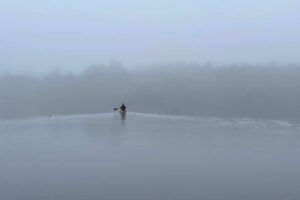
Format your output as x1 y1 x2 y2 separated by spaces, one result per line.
1 63 300 119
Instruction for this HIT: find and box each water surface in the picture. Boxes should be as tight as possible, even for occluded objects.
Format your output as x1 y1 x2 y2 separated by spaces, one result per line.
0 113 300 200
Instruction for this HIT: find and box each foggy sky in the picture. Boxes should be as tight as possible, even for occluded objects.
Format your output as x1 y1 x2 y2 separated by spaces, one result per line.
1 0 300 74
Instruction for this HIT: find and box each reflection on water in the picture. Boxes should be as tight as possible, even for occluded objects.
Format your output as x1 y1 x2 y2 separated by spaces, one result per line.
0 113 300 200
120 113 126 124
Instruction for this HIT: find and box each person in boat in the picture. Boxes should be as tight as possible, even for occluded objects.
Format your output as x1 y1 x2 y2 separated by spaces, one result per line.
120 103 126 112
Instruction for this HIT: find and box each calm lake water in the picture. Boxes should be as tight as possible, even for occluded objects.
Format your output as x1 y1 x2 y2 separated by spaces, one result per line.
0 113 300 200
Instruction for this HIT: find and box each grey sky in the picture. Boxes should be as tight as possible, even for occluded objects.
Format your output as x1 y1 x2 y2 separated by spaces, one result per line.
1 0 300 74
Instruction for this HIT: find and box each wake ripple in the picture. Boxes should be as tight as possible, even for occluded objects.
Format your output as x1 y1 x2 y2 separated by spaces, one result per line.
0 112 297 130
129 112 295 129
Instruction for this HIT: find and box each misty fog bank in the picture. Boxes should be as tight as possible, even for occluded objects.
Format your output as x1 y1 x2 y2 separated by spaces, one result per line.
1 63 300 120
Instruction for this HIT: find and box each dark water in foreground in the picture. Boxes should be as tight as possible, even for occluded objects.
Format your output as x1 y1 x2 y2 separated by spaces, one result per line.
0 113 300 200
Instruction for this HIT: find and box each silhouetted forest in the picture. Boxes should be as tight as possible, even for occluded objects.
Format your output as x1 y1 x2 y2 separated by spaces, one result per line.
1 63 300 119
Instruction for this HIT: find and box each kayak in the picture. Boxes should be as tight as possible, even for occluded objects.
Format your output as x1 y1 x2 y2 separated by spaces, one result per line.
119 109 126 115
114 108 126 115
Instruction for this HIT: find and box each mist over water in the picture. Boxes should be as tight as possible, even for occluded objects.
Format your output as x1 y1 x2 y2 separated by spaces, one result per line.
1 63 300 120
1 63 300 199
